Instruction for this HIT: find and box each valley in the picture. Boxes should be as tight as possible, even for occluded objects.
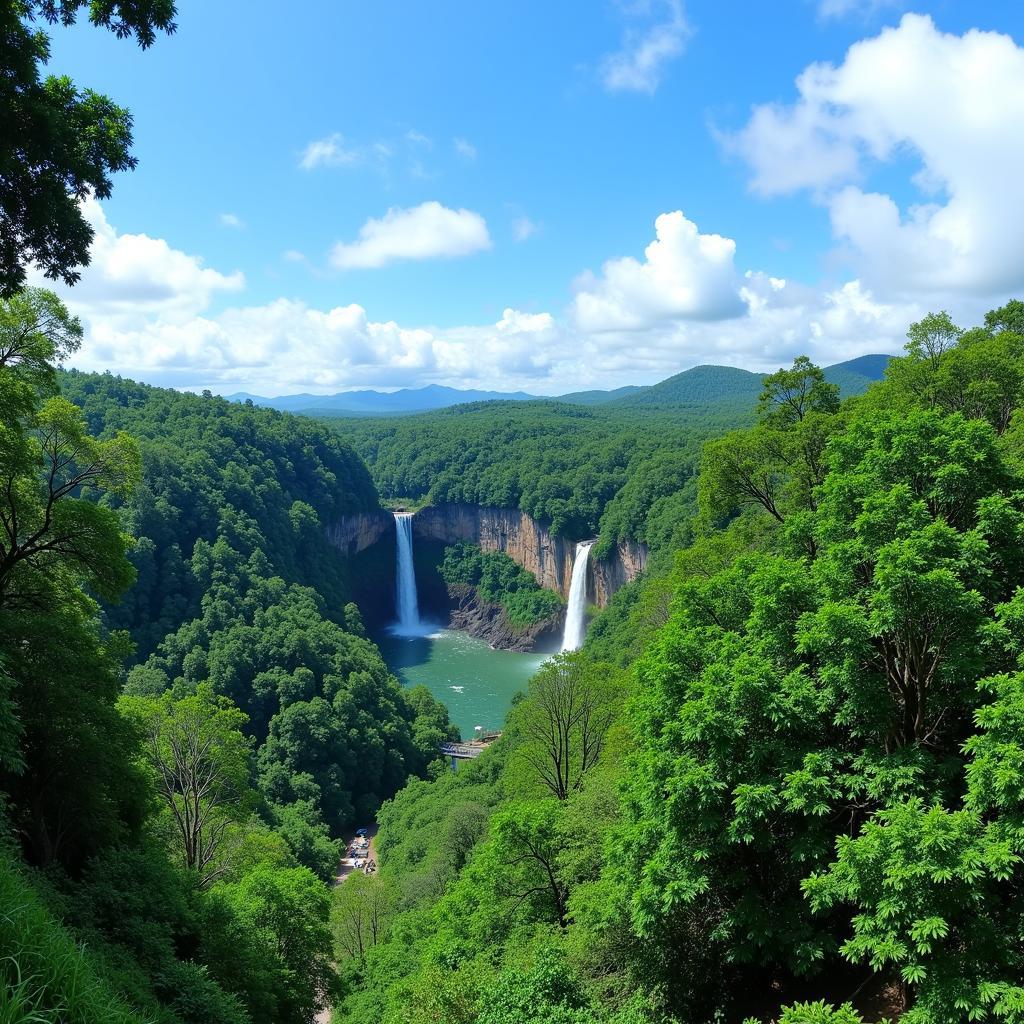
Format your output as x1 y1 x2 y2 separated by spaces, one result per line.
4 6 1024 1023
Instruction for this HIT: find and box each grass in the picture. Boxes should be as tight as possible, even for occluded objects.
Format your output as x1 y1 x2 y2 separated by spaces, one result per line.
0 853 151 1024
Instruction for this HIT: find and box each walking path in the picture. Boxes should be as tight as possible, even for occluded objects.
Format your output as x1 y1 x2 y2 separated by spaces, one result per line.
315 822 381 1024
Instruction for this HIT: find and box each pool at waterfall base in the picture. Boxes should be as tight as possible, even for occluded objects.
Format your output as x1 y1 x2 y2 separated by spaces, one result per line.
375 626 545 738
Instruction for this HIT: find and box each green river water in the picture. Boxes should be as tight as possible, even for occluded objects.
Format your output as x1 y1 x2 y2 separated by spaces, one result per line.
375 628 547 738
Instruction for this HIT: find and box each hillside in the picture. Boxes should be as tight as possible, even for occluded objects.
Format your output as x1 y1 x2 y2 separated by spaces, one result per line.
228 356 892 419
609 364 765 410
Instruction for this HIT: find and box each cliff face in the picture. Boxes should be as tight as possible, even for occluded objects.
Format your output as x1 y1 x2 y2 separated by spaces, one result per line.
446 584 563 653
592 538 649 606
413 504 647 608
324 511 393 557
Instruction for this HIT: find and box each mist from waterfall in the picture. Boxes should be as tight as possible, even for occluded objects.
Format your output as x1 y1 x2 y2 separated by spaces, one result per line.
392 512 422 635
561 541 595 652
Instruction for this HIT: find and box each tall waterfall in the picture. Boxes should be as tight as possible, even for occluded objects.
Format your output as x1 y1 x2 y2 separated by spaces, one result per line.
561 541 595 652
393 512 421 634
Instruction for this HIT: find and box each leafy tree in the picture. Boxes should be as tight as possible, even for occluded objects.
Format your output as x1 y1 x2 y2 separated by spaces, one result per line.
220 864 336 1024
1 1 176 295
331 873 395 961
120 684 254 884
512 653 618 801
757 356 840 427
491 800 571 928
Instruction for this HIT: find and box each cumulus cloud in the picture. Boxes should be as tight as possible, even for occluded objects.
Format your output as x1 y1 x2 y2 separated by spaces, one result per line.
454 137 477 160
56 203 932 397
329 201 492 271
727 15 1024 299
573 211 746 331
601 0 690 95
218 212 245 229
50 199 244 325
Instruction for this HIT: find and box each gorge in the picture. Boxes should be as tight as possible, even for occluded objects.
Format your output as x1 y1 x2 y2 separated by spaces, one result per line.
327 503 648 643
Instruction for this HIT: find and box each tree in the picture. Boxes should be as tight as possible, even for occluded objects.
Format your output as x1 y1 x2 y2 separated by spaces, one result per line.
331 873 395 961
0 394 140 609
491 800 571 928
1 1 177 295
700 358 841 556
121 684 253 885
0 289 139 611
220 864 336 1024
758 356 840 427
514 653 618 801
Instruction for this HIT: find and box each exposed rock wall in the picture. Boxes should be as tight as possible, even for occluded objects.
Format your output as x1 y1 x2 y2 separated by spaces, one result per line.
446 584 563 653
591 538 649 607
412 503 647 608
324 511 393 557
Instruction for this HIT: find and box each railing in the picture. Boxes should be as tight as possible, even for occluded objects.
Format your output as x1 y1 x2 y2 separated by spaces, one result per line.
440 742 485 759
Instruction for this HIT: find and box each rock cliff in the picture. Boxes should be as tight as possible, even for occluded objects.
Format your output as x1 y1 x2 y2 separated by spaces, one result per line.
412 504 647 608
324 511 393 557
446 584 563 653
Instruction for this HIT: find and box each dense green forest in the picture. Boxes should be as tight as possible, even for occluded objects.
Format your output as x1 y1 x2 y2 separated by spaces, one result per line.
328 302 1024 1024
334 359 886 563
7 278 1024 1023
0 289 453 1023
335 399 733 559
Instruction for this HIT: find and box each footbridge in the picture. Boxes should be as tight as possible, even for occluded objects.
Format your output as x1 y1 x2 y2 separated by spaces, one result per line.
440 732 502 766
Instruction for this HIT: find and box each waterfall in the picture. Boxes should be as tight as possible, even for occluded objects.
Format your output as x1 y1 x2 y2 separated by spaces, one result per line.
392 512 421 634
561 541 595 652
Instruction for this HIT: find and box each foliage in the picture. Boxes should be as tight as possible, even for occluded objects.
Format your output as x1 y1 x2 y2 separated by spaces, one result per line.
440 542 565 628
0 2 176 295
336 398 744 552
335 302 1024 1024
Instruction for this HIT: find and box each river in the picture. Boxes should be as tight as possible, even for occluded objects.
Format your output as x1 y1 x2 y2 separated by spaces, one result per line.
375 627 545 737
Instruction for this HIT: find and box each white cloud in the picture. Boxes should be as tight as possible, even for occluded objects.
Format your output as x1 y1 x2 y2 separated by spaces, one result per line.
218 212 245 229
573 211 746 331
727 15 1024 299
512 217 539 242
406 129 432 147
56 204 942 397
817 0 900 20
46 199 244 324
329 201 492 271
454 137 477 160
601 0 690 95
299 133 362 170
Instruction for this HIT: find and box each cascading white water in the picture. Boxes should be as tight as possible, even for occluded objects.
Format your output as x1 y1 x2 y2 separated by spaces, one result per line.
561 541 595 652
393 512 421 634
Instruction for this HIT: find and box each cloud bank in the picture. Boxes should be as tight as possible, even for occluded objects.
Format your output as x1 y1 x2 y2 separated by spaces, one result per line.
48 18 1024 397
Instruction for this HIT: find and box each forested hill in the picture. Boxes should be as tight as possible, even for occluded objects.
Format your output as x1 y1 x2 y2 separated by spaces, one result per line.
333 356 890 559
336 399 743 557
2 329 454 1024
333 302 1024 1024
58 370 380 657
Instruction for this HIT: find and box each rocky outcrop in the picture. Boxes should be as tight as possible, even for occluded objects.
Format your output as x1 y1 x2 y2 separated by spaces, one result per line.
446 584 563 653
592 538 649 606
324 510 393 557
413 504 647 608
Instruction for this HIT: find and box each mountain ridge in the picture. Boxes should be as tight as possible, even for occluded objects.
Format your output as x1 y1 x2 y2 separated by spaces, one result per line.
229 354 894 416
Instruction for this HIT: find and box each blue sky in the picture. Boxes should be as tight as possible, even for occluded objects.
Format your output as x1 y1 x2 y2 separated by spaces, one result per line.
41 0 1024 394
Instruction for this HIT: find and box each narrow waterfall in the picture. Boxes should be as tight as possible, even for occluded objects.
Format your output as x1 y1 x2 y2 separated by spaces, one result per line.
561 541 595 652
393 512 421 634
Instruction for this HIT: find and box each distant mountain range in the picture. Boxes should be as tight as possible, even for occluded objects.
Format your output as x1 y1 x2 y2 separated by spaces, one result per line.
228 354 893 417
